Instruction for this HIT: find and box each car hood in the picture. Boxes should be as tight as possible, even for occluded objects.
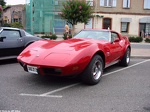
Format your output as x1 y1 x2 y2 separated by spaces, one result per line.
18 38 102 67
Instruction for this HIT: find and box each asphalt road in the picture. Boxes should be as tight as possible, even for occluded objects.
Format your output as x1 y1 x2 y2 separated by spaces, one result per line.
0 58 150 112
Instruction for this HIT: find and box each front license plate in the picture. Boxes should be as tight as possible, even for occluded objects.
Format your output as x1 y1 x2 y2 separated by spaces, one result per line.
27 65 38 74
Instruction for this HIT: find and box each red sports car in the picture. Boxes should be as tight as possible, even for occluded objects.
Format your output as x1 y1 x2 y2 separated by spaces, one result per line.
17 29 131 85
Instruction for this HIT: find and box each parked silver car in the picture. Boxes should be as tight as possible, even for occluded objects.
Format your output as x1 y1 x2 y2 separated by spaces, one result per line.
0 27 42 60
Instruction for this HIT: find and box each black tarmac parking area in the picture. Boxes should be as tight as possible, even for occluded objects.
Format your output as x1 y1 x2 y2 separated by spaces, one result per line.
0 58 150 112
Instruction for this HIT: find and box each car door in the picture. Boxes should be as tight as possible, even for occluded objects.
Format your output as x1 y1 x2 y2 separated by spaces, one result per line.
109 32 124 62
0 29 25 57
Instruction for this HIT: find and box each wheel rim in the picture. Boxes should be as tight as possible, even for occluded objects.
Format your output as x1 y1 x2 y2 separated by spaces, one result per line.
92 60 102 80
126 49 130 64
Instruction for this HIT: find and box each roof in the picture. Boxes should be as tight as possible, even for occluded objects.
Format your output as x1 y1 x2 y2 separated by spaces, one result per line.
0 27 20 30
3 6 11 11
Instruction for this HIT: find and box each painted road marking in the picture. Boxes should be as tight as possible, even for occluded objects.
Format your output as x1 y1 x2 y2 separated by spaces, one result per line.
19 83 79 98
103 59 150 77
20 93 63 98
39 83 79 96
20 59 150 98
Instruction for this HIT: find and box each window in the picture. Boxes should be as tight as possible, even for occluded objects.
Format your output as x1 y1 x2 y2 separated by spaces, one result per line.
145 23 150 36
145 24 150 32
74 30 110 41
123 0 130 8
111 32 119 42
0 30 21 39
121 22 129 32
85 18 93 29
55 1 58 5
13 19 19 23
25 31 34 37
139 23 150 38
86 0 94 6
100 0 117 7
103 18 112 29
144 0 150 9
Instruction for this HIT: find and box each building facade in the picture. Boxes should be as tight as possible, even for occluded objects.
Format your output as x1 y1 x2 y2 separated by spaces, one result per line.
81 0 150 37
26 0 150 37
26 0 66 35
2 5 25 28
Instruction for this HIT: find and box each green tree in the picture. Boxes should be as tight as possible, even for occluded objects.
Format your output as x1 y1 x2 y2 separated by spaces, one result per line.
0 0 6 21
0 0 6 6
59 0 93 35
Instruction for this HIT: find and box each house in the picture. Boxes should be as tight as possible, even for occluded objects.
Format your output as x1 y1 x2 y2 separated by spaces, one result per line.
26 0 150 37
2 5 25 28
81 0 150 38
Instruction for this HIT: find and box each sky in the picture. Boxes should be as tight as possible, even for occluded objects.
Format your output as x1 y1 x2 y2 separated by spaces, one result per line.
5 0 26 5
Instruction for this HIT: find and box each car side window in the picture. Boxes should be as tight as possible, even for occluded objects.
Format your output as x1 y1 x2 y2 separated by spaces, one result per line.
111 32 119 42
0 30 21 40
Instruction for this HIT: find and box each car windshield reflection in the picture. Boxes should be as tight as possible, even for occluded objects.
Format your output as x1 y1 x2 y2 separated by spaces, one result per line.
25 31 34 36
0 28 2 33
74 30 110 41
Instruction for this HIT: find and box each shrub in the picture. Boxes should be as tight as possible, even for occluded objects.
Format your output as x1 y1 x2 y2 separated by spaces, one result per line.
62 33 72 40
41 34 58 40
2 23 11 27
145 38 150 43
129 36 143 42
50 34 57 40
41 35 51 39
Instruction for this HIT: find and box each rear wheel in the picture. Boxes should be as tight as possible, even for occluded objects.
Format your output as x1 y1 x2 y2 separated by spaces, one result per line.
120 47 131 67
81 55 104 85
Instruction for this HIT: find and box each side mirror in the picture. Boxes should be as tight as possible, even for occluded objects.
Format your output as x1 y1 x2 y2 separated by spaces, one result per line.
0 37 6 42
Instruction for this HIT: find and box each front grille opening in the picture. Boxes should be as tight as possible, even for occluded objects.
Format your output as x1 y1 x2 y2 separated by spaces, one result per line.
43 68 62 75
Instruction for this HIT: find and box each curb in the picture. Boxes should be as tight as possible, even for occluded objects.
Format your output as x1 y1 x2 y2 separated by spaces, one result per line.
131 43 150 45
131 55 150 59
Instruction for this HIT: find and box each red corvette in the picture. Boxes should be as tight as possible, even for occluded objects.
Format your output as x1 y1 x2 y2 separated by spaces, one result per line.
17 29 131 85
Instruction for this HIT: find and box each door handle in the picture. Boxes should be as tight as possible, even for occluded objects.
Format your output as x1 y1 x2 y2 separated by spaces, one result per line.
17 38 23 41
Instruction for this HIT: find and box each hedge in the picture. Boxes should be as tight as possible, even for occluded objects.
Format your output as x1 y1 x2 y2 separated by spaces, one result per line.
128 36 143 43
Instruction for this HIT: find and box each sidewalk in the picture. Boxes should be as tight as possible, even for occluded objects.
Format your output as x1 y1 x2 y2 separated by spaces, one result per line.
131 43 150 59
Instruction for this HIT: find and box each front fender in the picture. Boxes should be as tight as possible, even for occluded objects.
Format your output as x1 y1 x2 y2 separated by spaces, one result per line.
69 44 104 72
24 41 36 47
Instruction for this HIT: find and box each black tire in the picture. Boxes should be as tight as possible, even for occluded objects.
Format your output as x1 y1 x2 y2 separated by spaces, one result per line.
120 47 131 67
81 55 104 85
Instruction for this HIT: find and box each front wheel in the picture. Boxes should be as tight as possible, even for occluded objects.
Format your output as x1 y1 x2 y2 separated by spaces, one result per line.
81 55 104 85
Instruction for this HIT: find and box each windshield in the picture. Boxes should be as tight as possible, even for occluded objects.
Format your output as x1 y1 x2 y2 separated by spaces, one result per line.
0 28 2 33
25 31 34 36
74 30 110 41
